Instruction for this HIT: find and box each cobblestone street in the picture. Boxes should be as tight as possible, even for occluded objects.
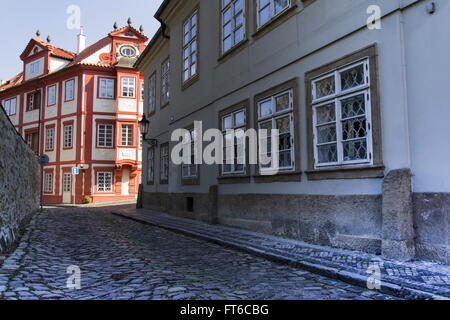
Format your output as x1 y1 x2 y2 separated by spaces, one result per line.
0 206 398 300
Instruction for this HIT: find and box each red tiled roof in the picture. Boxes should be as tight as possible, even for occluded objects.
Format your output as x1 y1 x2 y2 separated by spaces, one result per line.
0 73 24 91
27 37 76 60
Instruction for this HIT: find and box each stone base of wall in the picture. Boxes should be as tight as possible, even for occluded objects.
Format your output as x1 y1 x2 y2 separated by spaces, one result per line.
142 192 383 254
413 193 450 264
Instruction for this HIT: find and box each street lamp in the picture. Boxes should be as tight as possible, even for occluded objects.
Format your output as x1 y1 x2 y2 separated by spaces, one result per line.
139 115 158 147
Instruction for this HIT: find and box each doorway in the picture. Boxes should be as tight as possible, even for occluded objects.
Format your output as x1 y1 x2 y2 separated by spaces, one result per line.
63 173 72 204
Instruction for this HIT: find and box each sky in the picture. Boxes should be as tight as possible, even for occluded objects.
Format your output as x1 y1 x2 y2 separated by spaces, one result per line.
0 0 164 81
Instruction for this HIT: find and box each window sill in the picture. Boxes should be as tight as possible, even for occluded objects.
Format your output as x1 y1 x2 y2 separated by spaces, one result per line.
254 170 302 183
218 175 251 184
252 5 298 41
181 74 200 91
217 39 249 64
181 177 200 186
160 180 169 185
306 165 385 181
161 101 170 110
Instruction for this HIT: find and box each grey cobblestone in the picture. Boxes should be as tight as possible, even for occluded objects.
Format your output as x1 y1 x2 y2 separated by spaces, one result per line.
0 206 399 300
114 206 450 300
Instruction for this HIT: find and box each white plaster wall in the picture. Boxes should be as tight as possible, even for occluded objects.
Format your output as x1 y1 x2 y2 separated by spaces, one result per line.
118 98 137 113
93 75 116 113
25 57 44 80
82 44 111 65
50 58 69 73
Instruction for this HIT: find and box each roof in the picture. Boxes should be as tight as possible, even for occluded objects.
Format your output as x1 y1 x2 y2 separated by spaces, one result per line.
21 37 76 61
0 73 24 91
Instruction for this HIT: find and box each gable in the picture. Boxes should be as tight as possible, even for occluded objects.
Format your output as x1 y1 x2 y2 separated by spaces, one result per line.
28 45 44 57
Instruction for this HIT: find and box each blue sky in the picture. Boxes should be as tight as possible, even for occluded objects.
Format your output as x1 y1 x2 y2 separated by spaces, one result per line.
0 0 164 80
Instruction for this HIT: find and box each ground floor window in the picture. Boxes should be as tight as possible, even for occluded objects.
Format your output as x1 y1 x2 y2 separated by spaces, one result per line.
44 173 53 193
97 172 112 192
147 148 155 184
160 144 169 183
63 173 71 193
181 128 198 180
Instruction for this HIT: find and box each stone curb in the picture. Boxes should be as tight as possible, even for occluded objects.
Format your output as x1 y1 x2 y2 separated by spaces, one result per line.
112 211 449 301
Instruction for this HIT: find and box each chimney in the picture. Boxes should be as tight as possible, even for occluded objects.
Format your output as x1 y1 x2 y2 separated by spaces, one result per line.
77 27 86 54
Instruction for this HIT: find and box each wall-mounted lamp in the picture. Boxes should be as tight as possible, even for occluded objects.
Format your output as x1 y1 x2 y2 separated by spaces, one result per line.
139 115 158 147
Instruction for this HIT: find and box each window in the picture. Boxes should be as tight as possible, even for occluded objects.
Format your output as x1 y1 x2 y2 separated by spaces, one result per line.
3 98 17 116
221 0 245 53
63 125 73 149
148 73 156 113
44 173 53 193
161 58 170 105
257 0 291 28
257 89 295 172
182 128 198 179
99 78 115 99
27 90 41 111
29 60 42 77
221 108 246 175
63 173 71 193
182 10 198 83
121 125 134 146
97 124 114 148
25 131 39 153
147 147 155 184
160 144 169 183
141 81 145 99
65 79 75 101
121 46 136 57
45 127 55 151
47 85 56 106
97 172 112 192
121 77 135 98
310 59 373 168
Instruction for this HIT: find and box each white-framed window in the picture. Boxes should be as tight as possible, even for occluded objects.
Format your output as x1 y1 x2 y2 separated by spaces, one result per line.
63 125 73 149
312 59 373 167
97 172 113 192
257 0 291 28
27 90 41 111
148 73 156 113
97 124 114 148
161 58 170 105
63 173 71 193
160 144 170 182
221 0 245 54
120 46 136 57
221 108 246 175
147 147 155 184
121 77 135 98
121 124 134 146
29 60 42 77
44 173 53 193
47 85 56 106
45 127 55 151
182 10 198 83
3 97 17 116
65 79 75 101
257 89 295 171
99 78 115 99
182 128 198 179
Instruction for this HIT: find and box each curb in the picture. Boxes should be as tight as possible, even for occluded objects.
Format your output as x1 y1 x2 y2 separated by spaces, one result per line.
112 211 449 301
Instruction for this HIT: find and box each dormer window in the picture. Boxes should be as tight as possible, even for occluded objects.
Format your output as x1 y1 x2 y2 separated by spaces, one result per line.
120 46 136 57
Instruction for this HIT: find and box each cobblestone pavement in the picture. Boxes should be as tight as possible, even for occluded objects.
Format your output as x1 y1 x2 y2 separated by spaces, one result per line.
114 207 450 300
0 206 398 300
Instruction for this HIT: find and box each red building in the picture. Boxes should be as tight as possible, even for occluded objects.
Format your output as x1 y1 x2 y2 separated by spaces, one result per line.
0 24 148 204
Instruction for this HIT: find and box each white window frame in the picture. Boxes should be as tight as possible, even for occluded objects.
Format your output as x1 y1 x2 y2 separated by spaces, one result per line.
221 108 247 175
97 124 114 148
182 10 198 83
160 144 170 182
181 128 198 179
47 85 56 106
65 79 75 101
311 59 373 168
147 147 155 184
45 127 55 151
257 89 295 172
3 97 17 116
44 173 53 193
99 78 115 99
63 125 73 149
148 73 156 113
63 173 71 193
256 0 291 29
121 77 136 98
97 172 113 193
221 0 246 54
121 124 134 146
161 58 170 105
